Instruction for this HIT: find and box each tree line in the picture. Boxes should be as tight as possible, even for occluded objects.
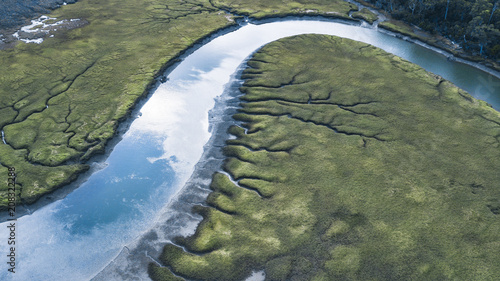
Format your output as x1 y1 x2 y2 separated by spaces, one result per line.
365 0 500 60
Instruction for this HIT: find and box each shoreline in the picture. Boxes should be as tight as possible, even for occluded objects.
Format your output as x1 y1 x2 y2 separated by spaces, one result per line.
3 7 500 224
0 18 243 221
0 7 498 279
349 0 500 75
376 27 500 81
248 13 500 83
0 11 362 219
245 10 500 81
147 33 500 281
91 58 249 281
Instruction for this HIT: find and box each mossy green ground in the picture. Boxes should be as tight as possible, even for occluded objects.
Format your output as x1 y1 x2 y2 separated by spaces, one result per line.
379 20 435 42
211 0 357 20
0 0 353 209
0 0 235 208
150 34 500 280
351 8 378 24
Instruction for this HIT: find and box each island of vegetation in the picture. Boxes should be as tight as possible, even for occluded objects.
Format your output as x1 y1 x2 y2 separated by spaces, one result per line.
0 0 358 209
149 34 500 280
352 8 379 24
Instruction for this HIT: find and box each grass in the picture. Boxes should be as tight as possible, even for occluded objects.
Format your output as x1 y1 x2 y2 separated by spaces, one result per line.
211 0 357 20
351 8 378 24
150 34 500 280
0 0 357 209
0 0 237 209
378 20 431 41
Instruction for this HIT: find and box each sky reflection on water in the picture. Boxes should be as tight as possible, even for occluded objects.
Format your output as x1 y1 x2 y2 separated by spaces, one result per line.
0 20 499 281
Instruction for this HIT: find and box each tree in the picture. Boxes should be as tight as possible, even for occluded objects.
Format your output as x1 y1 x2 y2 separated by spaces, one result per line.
469 23 500 56
489 0 499 24
409 0 417 15
363 0 500 59
445 0 450 20
471 0 493 23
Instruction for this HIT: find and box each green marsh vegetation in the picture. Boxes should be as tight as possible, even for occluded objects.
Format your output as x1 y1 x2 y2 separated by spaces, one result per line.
150 34 500 280
351 8 378 24
0 0 356 209
0 0 236 208
210 0 357 20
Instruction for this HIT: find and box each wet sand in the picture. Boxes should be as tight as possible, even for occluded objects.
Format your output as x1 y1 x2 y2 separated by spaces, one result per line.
92 61 248 281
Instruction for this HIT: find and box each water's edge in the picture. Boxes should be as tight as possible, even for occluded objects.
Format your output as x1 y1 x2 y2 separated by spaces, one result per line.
376 27 500 81
91 59 249 281
91 17 500 279
0 19 243 222
70 16 500 281
2 9 500 281
3 3 500 221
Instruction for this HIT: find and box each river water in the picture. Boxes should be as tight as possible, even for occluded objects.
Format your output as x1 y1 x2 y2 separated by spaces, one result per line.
1 19 499 281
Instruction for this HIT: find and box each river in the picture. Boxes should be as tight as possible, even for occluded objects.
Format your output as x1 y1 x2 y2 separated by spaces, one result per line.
1 19 499 281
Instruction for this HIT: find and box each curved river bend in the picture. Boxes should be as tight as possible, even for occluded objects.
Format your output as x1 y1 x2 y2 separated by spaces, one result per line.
1 19 500 281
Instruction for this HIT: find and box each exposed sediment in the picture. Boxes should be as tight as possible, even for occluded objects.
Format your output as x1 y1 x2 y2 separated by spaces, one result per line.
2 0 498 217
0 0 359 214
149 34 500 280
92 62 248 281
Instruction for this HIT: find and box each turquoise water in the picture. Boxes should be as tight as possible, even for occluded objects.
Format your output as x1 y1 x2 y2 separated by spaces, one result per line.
53 134 174 236
0 19 499 281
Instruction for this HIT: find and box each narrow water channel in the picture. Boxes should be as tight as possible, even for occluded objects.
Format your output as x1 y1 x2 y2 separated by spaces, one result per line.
1 19 499 281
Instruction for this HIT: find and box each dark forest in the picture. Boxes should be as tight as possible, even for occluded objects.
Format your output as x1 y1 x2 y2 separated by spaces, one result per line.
366 0 500 59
